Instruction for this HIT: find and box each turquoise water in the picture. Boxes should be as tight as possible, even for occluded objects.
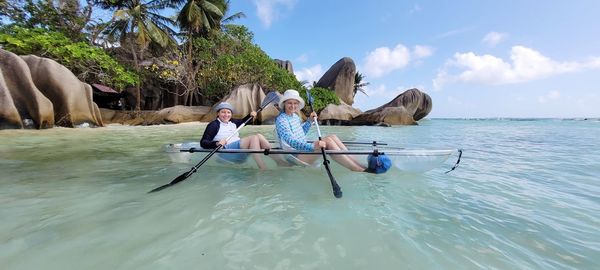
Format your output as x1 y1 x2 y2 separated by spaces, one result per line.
0 119 598 269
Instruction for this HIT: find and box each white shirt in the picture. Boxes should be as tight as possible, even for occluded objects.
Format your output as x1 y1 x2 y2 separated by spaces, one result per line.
213 119 240 144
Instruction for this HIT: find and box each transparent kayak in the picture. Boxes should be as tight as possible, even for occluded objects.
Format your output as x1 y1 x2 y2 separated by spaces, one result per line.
165 142 461 174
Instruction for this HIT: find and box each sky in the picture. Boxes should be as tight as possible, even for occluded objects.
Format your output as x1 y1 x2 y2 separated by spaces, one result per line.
226 0 600 118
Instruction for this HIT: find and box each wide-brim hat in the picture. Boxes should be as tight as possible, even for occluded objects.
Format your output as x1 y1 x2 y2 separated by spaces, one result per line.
214 102 235 113
278 89 305 110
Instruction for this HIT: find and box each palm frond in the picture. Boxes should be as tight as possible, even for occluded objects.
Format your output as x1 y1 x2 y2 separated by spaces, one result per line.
222 11 245 24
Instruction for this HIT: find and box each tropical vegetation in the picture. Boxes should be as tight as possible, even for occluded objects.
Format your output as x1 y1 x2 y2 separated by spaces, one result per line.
0 0 331 112
301 86 340 113
0 25 139 90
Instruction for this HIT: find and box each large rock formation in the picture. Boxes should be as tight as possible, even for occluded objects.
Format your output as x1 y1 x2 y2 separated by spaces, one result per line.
21 54 104 127
274 59 294 74
318 103 362 124
200 83 281 123
0 49 104 129
315 57 356 105
1 49 55 129
100 106 211 125
351 88 432 125
0 71 23 129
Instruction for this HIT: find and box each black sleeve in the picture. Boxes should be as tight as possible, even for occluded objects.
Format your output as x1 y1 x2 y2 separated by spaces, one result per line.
200 120 220 149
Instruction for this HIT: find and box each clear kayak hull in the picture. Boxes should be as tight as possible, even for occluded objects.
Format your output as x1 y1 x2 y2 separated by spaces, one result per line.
165 142 457 173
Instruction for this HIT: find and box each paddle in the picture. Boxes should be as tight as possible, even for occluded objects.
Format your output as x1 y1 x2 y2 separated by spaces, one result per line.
148 92 279 193
306 89 342 198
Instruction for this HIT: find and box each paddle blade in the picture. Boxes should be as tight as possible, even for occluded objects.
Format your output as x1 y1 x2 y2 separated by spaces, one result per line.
333 185 342 198
324 164 342 198
305 89 314 107
147 170 191 193
262 91 280 109
148 183 171 193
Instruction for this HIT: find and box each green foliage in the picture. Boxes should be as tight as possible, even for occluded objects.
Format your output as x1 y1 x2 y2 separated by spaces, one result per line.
0 0 89 41
103 0 177 50
190 28 303 103
0 26 139 90
222 24 253 43
300 87 340 113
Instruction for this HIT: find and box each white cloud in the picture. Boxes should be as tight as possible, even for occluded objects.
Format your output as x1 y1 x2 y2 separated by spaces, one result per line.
363 44 410 78
482 32 508 47
413 45 434 59
364 84 388 97
433 46 600 89
353 84 387 110
364 84 410 99
362 44 433 78
253 0 297 28
294 64 323 84
538 90 561 103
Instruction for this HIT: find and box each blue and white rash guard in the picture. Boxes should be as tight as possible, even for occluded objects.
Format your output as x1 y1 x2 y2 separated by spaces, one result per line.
275 112 313 151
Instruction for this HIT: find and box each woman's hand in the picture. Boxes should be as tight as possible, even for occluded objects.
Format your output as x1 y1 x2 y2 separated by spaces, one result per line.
217 139 228 147
310 111 318 120
250 111 257 118
313 140 326 150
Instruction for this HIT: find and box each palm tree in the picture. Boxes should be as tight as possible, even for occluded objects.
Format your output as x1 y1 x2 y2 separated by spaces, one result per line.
176 0 223 36
354 72 370 97
101 0 177 109
220 0 245 28
173 0 224 105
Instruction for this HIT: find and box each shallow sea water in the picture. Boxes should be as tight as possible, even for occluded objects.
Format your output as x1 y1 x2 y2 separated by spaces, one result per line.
0 119 598 269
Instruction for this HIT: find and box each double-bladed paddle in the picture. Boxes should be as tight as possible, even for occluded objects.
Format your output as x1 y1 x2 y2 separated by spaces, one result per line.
148 92 279 193
306 89 343 198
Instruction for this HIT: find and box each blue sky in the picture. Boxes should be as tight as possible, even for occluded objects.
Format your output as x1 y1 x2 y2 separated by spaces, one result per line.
227 0 600 118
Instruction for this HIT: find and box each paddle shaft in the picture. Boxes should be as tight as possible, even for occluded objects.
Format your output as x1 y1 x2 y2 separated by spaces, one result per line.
148 93 277 193
313 118 342 198
306 91 342 198
148 118 251 193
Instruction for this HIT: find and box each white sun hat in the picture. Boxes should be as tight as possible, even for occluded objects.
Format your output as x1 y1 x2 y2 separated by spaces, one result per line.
214 102 235 113
278 89 305 110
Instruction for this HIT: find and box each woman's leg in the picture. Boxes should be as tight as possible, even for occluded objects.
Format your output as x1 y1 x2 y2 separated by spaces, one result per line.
249 135 267 169
255 134 271 149
323 137 365 172
255 134 290 166
297 152 321 165
324 134 348 150
325 134 366 168
240 136 267 169
239 137 252 149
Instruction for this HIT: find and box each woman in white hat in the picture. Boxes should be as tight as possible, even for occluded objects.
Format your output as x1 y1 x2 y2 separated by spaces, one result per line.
201 102 271 169
275 89 366 171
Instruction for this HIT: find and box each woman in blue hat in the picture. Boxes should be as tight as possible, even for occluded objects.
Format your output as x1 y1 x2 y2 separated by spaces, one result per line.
201 102 271 169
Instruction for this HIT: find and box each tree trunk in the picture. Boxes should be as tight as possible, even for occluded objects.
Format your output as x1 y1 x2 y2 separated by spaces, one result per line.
129 25 142 111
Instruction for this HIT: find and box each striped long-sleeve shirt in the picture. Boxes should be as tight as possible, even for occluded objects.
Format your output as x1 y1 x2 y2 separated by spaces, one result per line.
275 112 313 151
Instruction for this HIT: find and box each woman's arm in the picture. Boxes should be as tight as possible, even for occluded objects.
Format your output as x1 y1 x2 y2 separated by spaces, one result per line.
200 121 220 149
301 112 316 134
276 116 314 151
301 119 312 134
